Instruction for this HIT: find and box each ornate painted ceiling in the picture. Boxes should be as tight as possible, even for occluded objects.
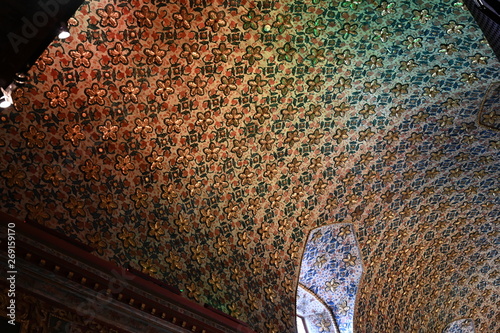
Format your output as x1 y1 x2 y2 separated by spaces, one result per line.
0 0 499 332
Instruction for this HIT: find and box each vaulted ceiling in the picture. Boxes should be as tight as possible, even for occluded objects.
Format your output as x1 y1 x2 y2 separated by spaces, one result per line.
0 0 499 332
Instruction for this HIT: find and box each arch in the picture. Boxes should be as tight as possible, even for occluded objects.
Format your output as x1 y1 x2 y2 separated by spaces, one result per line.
297 223 363 333
296 284 338 333
443 318 475 333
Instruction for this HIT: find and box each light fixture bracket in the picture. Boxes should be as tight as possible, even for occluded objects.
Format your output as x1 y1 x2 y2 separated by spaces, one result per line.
0 83 16 108
58 22 70 39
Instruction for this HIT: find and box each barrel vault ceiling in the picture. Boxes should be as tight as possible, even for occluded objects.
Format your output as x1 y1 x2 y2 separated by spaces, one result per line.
0 0 499 332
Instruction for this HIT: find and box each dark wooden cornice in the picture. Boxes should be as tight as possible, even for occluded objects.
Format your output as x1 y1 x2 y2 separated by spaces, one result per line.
0 211 256 333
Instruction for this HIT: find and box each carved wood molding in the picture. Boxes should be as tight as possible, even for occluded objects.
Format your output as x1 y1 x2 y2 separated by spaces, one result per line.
0 211 256 333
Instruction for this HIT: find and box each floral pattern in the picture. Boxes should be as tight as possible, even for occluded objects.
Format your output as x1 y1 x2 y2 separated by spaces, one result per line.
0 1 499 333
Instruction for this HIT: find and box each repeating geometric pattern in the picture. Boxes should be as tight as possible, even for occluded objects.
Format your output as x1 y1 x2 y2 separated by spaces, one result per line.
296 285 338 333
0 0 499 332
443 318 475 333
299 224 362 333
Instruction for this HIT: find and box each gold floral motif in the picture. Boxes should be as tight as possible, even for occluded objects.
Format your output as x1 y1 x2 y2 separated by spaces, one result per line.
413 9 432 23
218 76 237 96
165 251 182 271
254 106 271 124
268 192 283 208
231 266 244 284
359 104 375 119
469 53 488 65
12 88 29 111
173 7 193 29
85 83 107 105
186 177 203 196
276 43 296 62
180 43 200 64
134 5 157 28
273 14 292 34
22 126 46 148
297 210 310 227
208 273 223 292
185 282 201 301
69 44 93 68
205 11 226 32
212 43 232 63
140 259 157 276
241 10 261 30
307 48 325 66
359 127 375 141
443 20 464 34
120 81 140 103
86 232 107 255
63 124 85 147
133 118 153 139
116 227 136 249
224 201 239 220
246 293 259 311
64 196 86 218
214 236 228 255
26 202 49 222
97 4 120 27
439 43 458 55
187 75 207 96
237 231 251 249
35 49 54 71
108 42 130 65
259 133 275 151
131 188 148 209
212 175 228 194
248 74 268 94
276 77 294 96
45 85 69 108
1 164 26 188
343 253 358 267
306 75 325 93
176 147 194 167
257 224 270 239
99 194 117 214
42 165 66 186
144 44 165 66
176 214 190 233
264 286 277 303
399 59 417 71
305 18 326 37
224 108 242 126
287 157 302 173
281 104 298 121
284 131 300 147
403 36 422 49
